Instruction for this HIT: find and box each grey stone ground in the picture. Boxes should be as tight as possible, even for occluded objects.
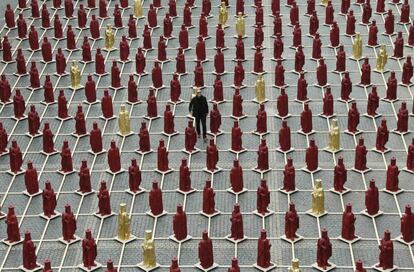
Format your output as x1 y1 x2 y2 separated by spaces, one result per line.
0 0 413 271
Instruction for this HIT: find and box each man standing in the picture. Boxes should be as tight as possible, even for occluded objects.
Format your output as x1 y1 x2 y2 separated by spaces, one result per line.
189 88 209 141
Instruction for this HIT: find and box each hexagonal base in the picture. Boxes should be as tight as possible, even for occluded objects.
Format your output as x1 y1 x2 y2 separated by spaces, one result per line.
372 264 398 272
274 113 291 120
301 167 322 174
155 168 174 175
161 131 179 137
291 69 307 75
53 72 69 77
252 168 272 174
126 100 142 106
75 190 95 197
323 147 343 154
318 113 336 119
2 238 23 246
71 132 88 139
55 116 72 122
399 82 414 87
403 167 414 174
306 209 328 218
349 56 364 61
58 235 81 245
297 129 315 136
314 83 330 89
252 98 269 104
25 132 42 139
125 188 146 196
182 147 201 155
102 47 117 53
382 188 404 195
199 210 221 218
207 130 224 137
40 150 59 156
363 113 382 119
253 209 274 218
117 131 135 138
108 84 125 91
227 187 248 195
351 167 372 174
361 209 384 218
169 234 192 244
146 210 167 218
94 72 109 77
280 234 304 244
272 84 289 89
135 72 148 77
143 115 161 121
135 149 153 155
391 129 409 136
338 235 361 244
329 187 351 195
93 212 115 219
230 114 248 121
11 115 27 121
212 70 228 76
344 129 363 136
294 98 312 104
176 187 196 195
6 170 24 176
228 148 247 155
115 235 137 244
88 149 107 156
194 262 219 271
312 262 336 272
225 234 247 244
56 170 76 176
395 235 414 246
39 212 61 220
78 262 102 272
371 148 391 154
22 190 42 197
279 188 298 195
252 130 269 137
253 262 276 271
231 84 247 90
203 167 222 174
276 147 295 154
18 264 42 272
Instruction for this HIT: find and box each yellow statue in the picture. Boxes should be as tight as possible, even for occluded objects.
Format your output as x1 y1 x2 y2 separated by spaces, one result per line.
70 61 81 89
311 179 325 215
289 259 301 272
218 2 228 27
376 44 388 72
321 0 328 6
352 33 362 60
326 119 340 152
118 104 131 135
105 24 115 50
235 12 245 37
141 230 157 268
134 0 143 17
118 203 131 240
255 74 265 103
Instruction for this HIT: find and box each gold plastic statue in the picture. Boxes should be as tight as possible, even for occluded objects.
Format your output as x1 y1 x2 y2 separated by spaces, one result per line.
376 44 388 72
141 230 157 269
321 0 328 6
134 0 143 17
118 203 131 241
118 104 131 135
352 33 362 60
70 61 81 89
218 2 228 27
289 259 301 272
311 179 325 215
235 12 245 37
105 24 115 50
255 74 266 103
326 119 340 152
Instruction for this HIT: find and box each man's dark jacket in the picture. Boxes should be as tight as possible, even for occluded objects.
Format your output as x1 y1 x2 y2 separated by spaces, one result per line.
189 95 209 118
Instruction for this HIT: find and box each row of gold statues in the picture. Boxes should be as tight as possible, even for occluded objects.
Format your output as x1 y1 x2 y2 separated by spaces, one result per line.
353 33 388 72
118 203 158 269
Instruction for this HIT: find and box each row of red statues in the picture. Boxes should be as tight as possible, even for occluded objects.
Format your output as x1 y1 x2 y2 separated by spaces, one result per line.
5 196 407 271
